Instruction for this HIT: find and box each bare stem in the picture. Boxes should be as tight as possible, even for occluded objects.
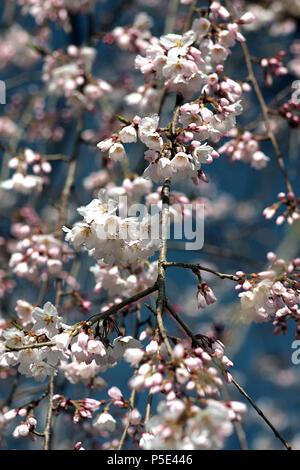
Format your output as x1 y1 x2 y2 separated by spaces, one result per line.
230 377 291 451
87 283 158 326
117 389 136 450
156 178 173 357
163 261 240 281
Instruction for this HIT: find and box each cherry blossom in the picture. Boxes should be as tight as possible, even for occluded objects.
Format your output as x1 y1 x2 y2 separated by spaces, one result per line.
0 0 298 453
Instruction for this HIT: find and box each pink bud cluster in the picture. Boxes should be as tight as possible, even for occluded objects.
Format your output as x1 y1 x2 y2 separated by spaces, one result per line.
18 0 101 32
219 130 270 170
127 337 233 397
1 148 52 195
237 253 300 336
141 397 246 450
9 233 74 282
260 51 288 87
53 395 103 423
43 45 112 112
263 192 300 225
197 282 217 309
0 25 40 69
107 13 154 55
278 98 300 128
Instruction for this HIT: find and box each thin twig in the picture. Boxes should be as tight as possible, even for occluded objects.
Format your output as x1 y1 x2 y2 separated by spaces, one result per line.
143 391 153 426
230 377 291 451
58 113 84 230
117 389 136 450
6 341 54 352
163 261 240 281
156 178 173 357
43 376 54 450
86 284 158 326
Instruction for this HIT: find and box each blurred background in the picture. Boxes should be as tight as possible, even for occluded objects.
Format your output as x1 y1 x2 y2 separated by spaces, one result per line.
0 0 300 449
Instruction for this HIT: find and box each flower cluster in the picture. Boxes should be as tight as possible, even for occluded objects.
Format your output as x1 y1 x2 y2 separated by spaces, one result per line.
260 51 288 87
134 9 253 99
3 408 38 439
43 45 112 111
237 253 300 336
263 191 300 225
126 337 233 397
1 148 52 195
108 13 154 54
0 300 143 384
64 189 162 265
0 302 68 382
9 233 74 282
218 130 270 170
18 0 101 32
98 113 217 183
53 396 103 423
142 397 246 450
90 260 158 299
142 114 218 183
277 98 300 128
59 333 142 386
0 117 18 139
0 25 40 69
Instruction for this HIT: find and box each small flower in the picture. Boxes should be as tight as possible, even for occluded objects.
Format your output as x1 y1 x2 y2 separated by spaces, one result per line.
32 302 63 339
109 143 127 162
119 125 137 143
93 412 116 432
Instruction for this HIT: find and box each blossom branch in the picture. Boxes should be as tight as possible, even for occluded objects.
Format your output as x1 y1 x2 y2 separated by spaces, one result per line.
42 376 54 450
165 300 292 450
86 283 158 326
163 261 240 281
224 0 294 194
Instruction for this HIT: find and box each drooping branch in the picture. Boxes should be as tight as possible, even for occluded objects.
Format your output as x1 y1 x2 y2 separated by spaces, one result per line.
165 300 292 450
86 283 158 326
163 261 240 281
224 0 294 195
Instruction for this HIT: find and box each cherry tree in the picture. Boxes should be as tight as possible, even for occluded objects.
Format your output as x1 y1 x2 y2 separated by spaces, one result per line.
0 0 299 451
